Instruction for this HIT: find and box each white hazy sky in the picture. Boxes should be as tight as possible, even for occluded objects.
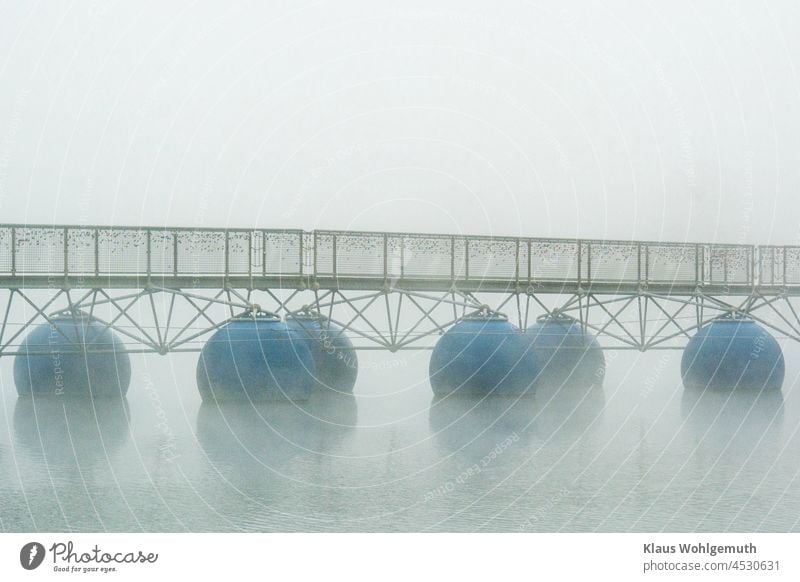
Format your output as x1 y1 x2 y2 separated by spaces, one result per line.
0 0 798 244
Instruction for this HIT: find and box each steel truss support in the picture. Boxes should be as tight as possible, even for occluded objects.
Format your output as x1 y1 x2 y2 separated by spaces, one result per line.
1 286 800 356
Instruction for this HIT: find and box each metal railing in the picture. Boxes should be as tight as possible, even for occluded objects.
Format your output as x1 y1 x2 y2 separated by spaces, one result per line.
0 225 304 279
313 230 755 287
0 223 788 288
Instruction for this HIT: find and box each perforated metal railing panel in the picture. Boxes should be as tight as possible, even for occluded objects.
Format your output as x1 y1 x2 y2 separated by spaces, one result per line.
586 242 639 283
150 231 175 274
0 223 790 288
466 238 518 280
645 244 698 284
706 245 753 285
0 229 10 273
16 227 65 273
530 240 581 282
99 229 146 274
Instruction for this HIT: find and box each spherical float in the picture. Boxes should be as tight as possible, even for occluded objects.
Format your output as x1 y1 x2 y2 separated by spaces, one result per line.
196 312 315 402
13 311 131 397
525 315 605 389
681 316 784 392
285 313 358 392
429 314 537 397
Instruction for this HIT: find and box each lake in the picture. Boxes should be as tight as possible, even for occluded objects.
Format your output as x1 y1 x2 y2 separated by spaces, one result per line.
1 346 798 532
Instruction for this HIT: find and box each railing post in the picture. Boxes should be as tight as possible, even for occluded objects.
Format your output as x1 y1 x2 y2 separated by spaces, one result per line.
577 240 582 287
312 231 318 277
708 245 714 284
261 231 267 277
297 231 303 278
400 237 405 280
586 241 592 284
223 230 230 281
527 239 532 286
515 239 520 286
146 229 152 280
63 227 68 278
723 247 728 284
332 234 337 276
464 238 470 280
450 236 455 282
702 244 707 285
94 228 100 277
783 245 787 285
383 233 388 282
173 231 179 277
774 246 778 286
10 226 15 277
248 230 253 280
637 243 642 283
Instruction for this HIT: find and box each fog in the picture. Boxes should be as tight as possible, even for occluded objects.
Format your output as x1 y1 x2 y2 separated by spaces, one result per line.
1 0 798 243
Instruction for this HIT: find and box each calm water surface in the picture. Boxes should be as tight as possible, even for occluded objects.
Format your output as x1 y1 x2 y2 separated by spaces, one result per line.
1 347 799 532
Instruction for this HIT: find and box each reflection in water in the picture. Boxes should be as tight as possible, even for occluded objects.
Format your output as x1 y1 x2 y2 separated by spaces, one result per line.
13 397 131 470
197 401 312 471
681 387 784 445
192 393 358 531
534 381 606 439
428 395 537 460
196 391 358 473
429 381 606 458
674 388 787 531
306 391 358 435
